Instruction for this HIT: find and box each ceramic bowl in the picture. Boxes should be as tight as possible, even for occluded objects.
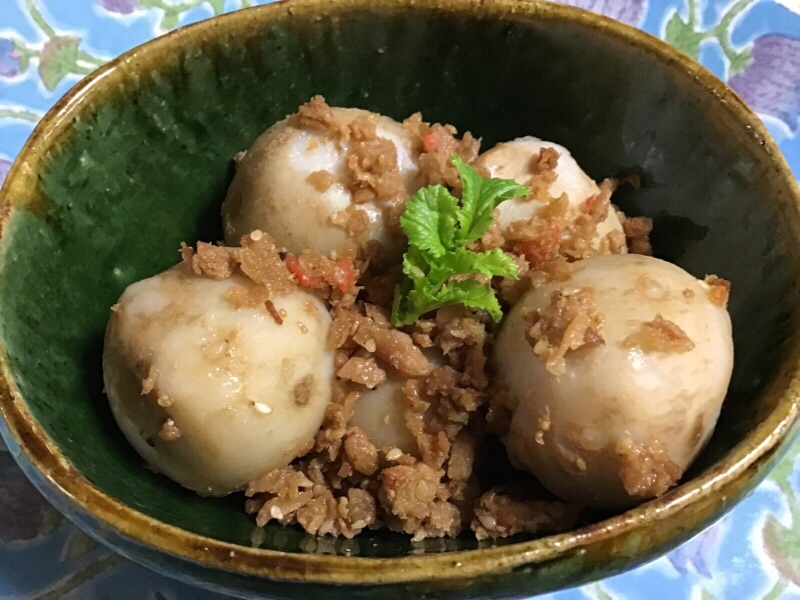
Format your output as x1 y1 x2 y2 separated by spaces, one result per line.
1 0 799 598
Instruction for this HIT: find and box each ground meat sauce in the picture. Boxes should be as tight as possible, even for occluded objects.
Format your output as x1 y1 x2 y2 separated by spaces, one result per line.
403 112 480 188
622 315 695 354
471 489 577 540
306 169 335 192
622 215 654 256
466 160 644 306
523 288 605 376
289 94 338 135
345 116 407 204
186 241 235 280
173 100 725 541
288 97 421 245
524 146 560 202
703 275 731 308
330 205 370 237
244 297 543 540
616 438 682 497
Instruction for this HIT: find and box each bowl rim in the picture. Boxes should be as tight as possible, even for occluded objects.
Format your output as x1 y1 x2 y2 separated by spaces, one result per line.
1 0 800 586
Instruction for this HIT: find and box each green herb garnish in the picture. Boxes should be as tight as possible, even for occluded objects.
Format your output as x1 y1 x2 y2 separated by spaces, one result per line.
391 156 530 326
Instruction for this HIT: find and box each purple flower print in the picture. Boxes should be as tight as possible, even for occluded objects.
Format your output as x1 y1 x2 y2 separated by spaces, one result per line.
558 0 648 26
729 34 800 133
0 452 57 542
0 38 21 78
667 522 722 578
97 0 141 14
0 159 11 187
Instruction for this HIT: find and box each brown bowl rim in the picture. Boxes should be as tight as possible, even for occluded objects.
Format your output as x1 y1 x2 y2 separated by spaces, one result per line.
1 0 799 585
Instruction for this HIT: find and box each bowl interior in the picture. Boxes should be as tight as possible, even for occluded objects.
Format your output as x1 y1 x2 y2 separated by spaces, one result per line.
1 1 798 558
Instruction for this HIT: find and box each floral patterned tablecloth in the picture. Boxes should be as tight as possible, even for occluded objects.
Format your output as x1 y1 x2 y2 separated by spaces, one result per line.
1 1 800 598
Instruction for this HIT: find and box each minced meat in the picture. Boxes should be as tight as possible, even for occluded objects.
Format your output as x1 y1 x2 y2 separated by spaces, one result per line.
403 113 480 187
616 438 682 497
523 288 605 375
622 315 695 354
210 100 719 543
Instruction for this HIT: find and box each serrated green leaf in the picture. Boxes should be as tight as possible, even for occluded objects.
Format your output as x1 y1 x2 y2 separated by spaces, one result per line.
428 247 518 286
38 36 79 91
391 283 406 325
400 185 459 257
467 248 518 279
392 283 439 326
453 156 528 244
392 158 522 326
402 246 430 281
664 12 703 59
392 277 503 326
441 279 503 322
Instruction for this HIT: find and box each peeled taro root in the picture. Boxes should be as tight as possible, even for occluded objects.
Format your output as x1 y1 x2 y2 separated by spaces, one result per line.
103 261 334 496
493 254 733 509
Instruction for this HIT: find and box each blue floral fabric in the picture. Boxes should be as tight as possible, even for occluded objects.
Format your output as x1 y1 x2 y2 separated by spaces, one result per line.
1 1 799 598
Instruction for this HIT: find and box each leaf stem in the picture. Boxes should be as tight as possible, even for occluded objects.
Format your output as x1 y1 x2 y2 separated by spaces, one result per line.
36 554 124 600
25 0 56 39
761 578 788 600
717 0 755 32
207 0 226 14
139 0 206 13
13 39 37 60
713 0 756 61
78 51 105 67
687 0 699 28
0 108 42 122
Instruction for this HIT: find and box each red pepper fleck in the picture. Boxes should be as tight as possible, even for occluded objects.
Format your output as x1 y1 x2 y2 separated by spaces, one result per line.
515 221 560 268
327 260 356 292
422 131 438 154
285 255 325 289
583 194 598 214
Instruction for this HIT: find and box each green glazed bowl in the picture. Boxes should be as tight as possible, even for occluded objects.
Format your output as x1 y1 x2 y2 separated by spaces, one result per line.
1 0 799 598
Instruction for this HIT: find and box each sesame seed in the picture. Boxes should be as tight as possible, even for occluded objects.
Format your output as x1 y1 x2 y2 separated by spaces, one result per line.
250 230 264 241
386 448 402 461
478 514 497 530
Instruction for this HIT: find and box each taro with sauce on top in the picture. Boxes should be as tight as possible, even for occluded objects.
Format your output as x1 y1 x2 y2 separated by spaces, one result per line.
103 96 733 541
